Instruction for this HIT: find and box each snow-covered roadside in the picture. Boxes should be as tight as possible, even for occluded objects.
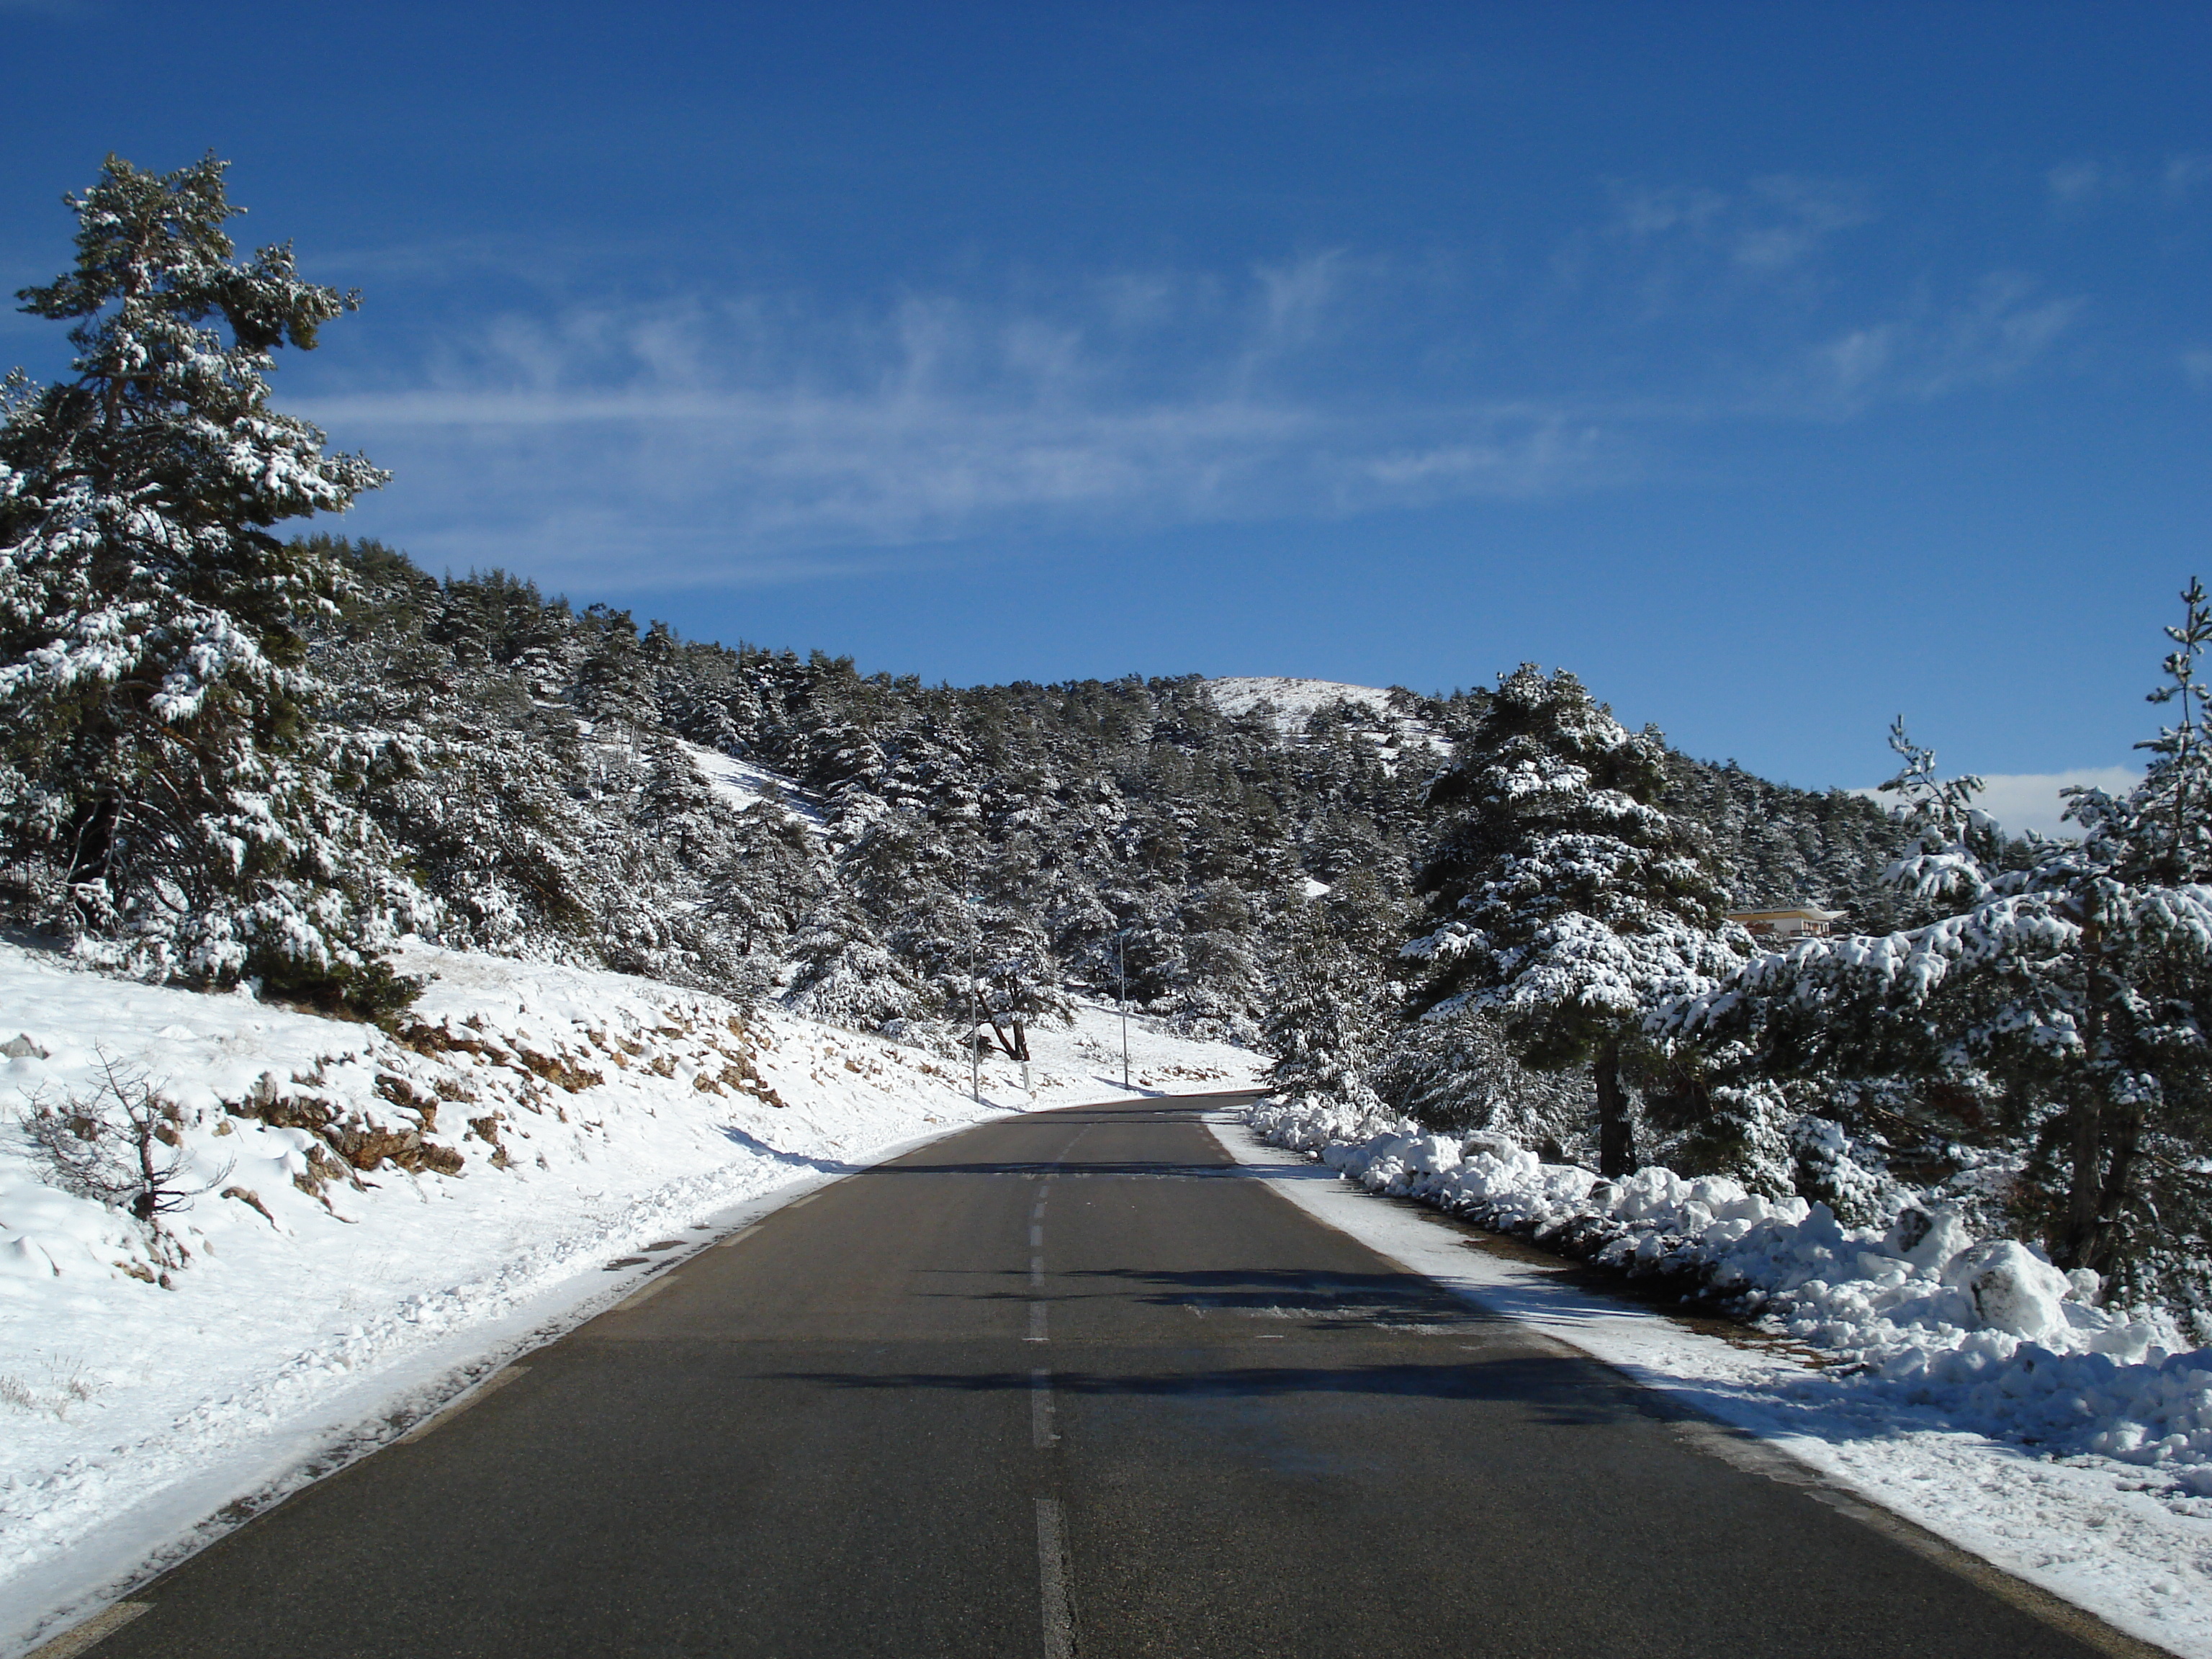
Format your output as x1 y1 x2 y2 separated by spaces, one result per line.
1224 1105 2212 1658
0 940 1257 1656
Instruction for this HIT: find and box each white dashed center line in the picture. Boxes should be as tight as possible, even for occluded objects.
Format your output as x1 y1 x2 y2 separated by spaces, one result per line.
1035 1498 1075 1659
1030 1369 1058 1447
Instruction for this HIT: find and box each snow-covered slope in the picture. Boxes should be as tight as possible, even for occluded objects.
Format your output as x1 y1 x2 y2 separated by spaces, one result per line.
1203 676 1445 765
676 739 826 830
0 942 1259 1654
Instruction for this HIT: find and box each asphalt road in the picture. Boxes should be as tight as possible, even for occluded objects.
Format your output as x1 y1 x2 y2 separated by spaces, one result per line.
73 1093 2134 1658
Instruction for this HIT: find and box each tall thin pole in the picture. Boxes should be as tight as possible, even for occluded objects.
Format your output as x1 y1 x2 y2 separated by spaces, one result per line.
969 906 982 1103
1118 930 1130 1092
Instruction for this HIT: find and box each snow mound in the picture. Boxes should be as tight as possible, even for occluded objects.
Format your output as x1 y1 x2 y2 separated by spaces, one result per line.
1249 1096 2212 1501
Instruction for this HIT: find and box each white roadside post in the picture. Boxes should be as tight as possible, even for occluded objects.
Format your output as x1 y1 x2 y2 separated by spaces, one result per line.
1117 930 1131 1092
968 901 982 1104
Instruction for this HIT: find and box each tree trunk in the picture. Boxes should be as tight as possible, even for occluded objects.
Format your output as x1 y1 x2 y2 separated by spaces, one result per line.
2060 919 2108 1269
2084 1102 2143 1274
1595 1039 1635 1179
985 1012 1030 1063
64 794 120 887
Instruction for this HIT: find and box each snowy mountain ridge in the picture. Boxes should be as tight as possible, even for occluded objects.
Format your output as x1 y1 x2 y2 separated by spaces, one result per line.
1202 676 1447 762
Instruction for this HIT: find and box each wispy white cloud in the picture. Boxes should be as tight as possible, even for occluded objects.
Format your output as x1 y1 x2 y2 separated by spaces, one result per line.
2184 349 2212 390
1856 768 2140 841
1812 274 2081 410
298 187 2093 588
2046 158 2112 206
1605 174 1871 279
1249 250 1351 362
1731 176 1875 273
308 265 1608 585
2165 154 2212 200
2046 153 2212 210
1611 184 1730 240
1349 418 1620 503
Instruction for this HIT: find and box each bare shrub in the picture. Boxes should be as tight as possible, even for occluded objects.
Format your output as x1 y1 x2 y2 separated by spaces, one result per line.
21 1056 231 1252
0 1354 104 1418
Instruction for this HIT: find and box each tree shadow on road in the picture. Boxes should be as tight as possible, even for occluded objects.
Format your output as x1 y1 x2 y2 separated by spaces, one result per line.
765 1349 1676 1429
1056 1264 1481 1321
717 1125 863 1175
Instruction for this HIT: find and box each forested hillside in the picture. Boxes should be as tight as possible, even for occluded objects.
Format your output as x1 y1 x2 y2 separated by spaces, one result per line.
273 539 1907 1054
35 153 2212 1333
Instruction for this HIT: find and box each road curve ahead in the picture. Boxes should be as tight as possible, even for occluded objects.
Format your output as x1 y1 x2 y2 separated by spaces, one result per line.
75 1093 2129 1659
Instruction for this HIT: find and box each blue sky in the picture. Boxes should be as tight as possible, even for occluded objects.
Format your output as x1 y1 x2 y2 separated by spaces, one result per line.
3 1 2208 803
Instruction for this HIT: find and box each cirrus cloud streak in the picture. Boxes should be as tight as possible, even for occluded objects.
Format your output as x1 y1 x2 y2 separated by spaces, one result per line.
299 208 2087 588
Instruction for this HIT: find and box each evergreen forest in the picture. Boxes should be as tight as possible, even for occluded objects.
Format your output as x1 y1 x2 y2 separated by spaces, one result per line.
12 155 2212 1324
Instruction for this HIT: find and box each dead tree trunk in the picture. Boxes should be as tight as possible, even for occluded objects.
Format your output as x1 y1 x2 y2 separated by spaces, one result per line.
1595 1038 1635 1179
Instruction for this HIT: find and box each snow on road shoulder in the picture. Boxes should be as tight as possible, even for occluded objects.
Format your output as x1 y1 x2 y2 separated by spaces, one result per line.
1214 1106 2212 1659
0 941 1250 1656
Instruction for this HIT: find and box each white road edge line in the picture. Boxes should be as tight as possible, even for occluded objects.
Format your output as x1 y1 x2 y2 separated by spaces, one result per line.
22 1601 151 1659
395 1365 529 1445
1035 1499 1076 1659
615 1274 672 1309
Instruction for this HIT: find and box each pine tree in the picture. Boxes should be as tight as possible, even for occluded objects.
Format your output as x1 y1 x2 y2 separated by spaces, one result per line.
1373 1004 1594 1156
1668 584 2212 1282
708 800 825 963
783 896 925 1032
1174 877 1266 1041
1403 665 1744 1177
976 904 1073 1060
0 154 397 1004
1262 900 1385 1112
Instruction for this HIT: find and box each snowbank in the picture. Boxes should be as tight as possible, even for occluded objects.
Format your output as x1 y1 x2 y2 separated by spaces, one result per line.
0 939 1257 1654
1250 1096 2212 1498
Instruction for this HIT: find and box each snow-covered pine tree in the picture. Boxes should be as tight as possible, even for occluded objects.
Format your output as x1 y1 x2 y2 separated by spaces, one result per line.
706 799 827 965
0 154 400 1006
1262 898 1385 1114
976 904 1073 1061
1668 585 2212 1286
782 894 925 1032
1172 877 1266 1041
1372 1003 1595 1156
1401 665 1745 1177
